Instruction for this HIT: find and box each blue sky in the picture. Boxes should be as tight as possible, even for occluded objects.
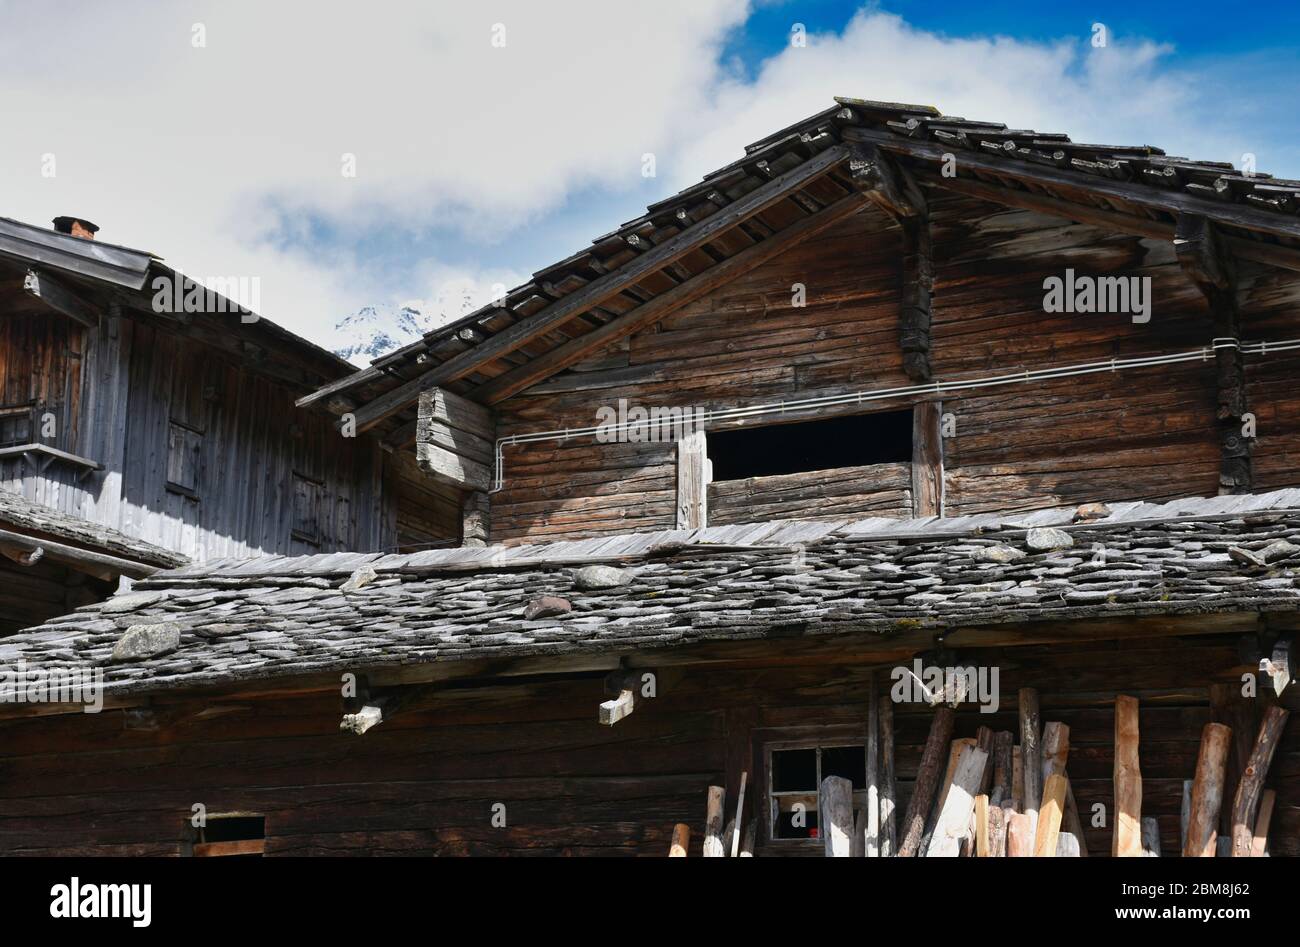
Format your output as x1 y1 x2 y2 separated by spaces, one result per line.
3 1 1297 348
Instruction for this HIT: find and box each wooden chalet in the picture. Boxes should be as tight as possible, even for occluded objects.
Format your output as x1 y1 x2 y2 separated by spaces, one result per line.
2 97 1300 858
0 216 460 633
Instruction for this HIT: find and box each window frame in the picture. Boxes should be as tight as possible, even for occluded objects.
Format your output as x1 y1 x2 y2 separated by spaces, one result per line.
760 724 871 849
186 812 266 857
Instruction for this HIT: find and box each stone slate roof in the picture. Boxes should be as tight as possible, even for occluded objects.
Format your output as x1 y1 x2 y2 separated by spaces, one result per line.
0 488 187 569
5 489 1300 700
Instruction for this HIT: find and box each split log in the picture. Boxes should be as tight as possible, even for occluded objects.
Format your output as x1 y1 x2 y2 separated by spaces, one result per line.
974 794 990 857
1033 773 1068 857
925 745 988 857
1141 817 1161 857
1006 811 1034 857
878 693 897 856
1056 832 1081 857
730 771 748 858
975 726 995 796
1183 722 1231 857
851 808 865 858
740 820 756 857
897 706 954 857
1112 695 1144 857
821 775 855 857
1210 683 1257 839
865 677 879 857
1011 750 1023 813
1250 789 1275 857
1040 721 1070 784
991 731 1014 806
935 737 976 818
1180 779 1193 852
1063 777 1089 857
703 785 726 857
669 823 690 857
1230 705 1290 856
1019 688 1042 818
989 803 1008 857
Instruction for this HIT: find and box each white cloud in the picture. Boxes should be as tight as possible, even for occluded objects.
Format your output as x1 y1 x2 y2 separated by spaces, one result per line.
1 4 1279 354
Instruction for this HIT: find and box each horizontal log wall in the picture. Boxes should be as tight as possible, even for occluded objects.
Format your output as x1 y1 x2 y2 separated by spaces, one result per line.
0 632 1294 856
708 462 911 526
1238 259 1300 490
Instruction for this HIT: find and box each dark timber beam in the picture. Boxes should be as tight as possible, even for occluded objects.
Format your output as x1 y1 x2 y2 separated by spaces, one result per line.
472 191 870 405
1175 214 1251 494
848 142 926 221
23 269 101 328
343 145 849 430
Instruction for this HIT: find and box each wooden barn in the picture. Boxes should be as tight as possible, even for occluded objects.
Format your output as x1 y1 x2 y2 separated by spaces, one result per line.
0 216 460 632
2 97 1299 858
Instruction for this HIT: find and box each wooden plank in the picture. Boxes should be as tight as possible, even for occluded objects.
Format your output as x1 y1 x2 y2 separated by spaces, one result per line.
1040 721 1069 785
1113 694 1144 857
1020 688 1042 819
974 794 990 856
1183 722 1231 857
1006 811 1033 857
820 775 855 857
848 142 926 220
23 269 101 328
669 823 690 857
416 440 492 492
347 146 850 428
0 526 157 580
474 190 869 405
1033 772 1067 857
897 706 954 857
1229 705 1289 857
1141 817 1162 857
865 675 879 857
925 744 988 857
988 803 1008 857
730 771 747 858
1250 789 1275 857
878 691 897 856
703 785 726 857
675 430 708 529
911 401 943 516
991 730 1014 806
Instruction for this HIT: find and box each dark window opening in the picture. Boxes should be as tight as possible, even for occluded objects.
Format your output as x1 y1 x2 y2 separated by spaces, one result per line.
768 743 867 842
191 814 265 857
708 409 912 481
0 403 33 448
292 473 323 544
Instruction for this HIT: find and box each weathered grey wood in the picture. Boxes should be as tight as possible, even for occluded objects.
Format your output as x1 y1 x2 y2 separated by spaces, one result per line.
461 491 490 547
925 744 988 857
1141 817 1162 857
1230 705 1289 856
991 730 1014 806
865 675 879 857
675 430 709 529
730 770 747 858
23 268 101 328
0 527 157 580
1183 722 1231 857
911 402 943 515
878 692 897 856
848 142 926 220
1180 779 1193 851
703 785 725 857
820 775 855 857
416 389 495 491
1055 831 1081 857
988 802 1007 857
897 706 954 856
598 671 638 726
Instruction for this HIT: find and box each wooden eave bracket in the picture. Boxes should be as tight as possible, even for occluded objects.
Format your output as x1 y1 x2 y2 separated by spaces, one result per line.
0 541 43 566
1174 214 1235 293
23 268 102 329
1260 635 1294 696
340 684 430 735
848 142 927 221
599 670 642 726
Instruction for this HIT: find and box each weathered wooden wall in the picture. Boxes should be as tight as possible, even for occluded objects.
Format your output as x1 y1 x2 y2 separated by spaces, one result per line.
0 632 1293 856
490 194 1300 545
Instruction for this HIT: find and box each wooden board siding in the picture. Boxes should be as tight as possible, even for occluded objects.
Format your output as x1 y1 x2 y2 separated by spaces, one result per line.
0 632 1294 856
1239 260 1300 491
115 323 389 560
0 556 110 634
708 462 911 526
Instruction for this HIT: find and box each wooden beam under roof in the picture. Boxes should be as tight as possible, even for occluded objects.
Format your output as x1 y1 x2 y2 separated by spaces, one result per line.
472 190 869 405
340 145 850 432
23 268 102 328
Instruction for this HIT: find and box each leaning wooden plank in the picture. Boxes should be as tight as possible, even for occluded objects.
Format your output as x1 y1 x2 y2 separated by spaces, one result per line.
821 775 855 857
1250 789 1276 857
703 786 726 857
1055 832 1081 857
935 737 975 823
1229 705 1290 857
878 692 897 856
1020 688 1042 820
1033 773 1068 857
865 676 880 857
974 725 995 796
925 745 988 858
669 823 690 857
1063 776 1090 857
1183 722 1232 857
989 803 1008 857
1113 695 1144 857
350 146 850 427
991 730 1014 807
897 706 955 857
1141 817 1162 857
730 771 748 858
1180 779 1193 852
974 794 990 857
1040 721 1070 784
1006 811 1034 857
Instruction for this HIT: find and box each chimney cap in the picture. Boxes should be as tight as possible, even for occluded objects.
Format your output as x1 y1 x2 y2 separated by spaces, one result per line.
52 216 100 235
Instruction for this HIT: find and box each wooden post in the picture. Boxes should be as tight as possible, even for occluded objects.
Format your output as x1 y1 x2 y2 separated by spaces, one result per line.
989 803 1008 857
925 745 988 857
991 731 1014 807
1113 695 1144 857
1020 688 1042 820
1063 777 1089 857
974 794 990 857
1141 817 1162 857
911 401 943 515
1210 683 1257 838
865 676 879 857
740 820 756 857
1230 705 1290 856
1180 779 1193 852
1183 722 1232 857
675 430 709 529
703 785 726 857
1055 832 1081 857
878 692 897 857
669 823 690 857
460 491 490 547
1011 751 1023 813
730 771 748 858
821 775 855 857
1251 789 1276 857
1006 811 1034 857
1040 721 1069 785
1034 773 1068 857
897 706 954 857
935 737 976 819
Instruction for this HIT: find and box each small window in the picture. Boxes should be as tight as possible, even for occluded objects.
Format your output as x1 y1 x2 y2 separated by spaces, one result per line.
165 420 202 497
190 814 265 857
767 742 867 841
292 473 323 544
0 403 33 447
707 410 912 481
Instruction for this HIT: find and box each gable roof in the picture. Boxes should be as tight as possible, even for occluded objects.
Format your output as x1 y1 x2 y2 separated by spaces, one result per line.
5 488 1299 704
302 95 1300 447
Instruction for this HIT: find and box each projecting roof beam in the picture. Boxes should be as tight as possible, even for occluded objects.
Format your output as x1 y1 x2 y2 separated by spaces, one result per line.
23 268 102 328
341 145 850 433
